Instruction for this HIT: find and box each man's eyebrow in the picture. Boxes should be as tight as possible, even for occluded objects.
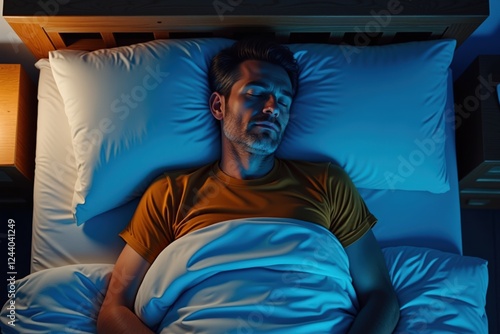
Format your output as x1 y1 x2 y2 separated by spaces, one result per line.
245 81 293 98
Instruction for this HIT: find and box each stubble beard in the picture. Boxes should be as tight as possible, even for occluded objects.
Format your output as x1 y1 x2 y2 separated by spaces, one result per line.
222 110 282 155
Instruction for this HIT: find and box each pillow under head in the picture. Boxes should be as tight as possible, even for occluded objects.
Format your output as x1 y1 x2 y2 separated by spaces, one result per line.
49 38 455 224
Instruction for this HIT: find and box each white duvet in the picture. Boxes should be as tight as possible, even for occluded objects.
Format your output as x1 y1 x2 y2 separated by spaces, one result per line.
0 218 489 333
135 218 358 333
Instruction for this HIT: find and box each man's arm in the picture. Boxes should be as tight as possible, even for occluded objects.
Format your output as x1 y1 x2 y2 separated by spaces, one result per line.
97 244 153 334
344 230 400 334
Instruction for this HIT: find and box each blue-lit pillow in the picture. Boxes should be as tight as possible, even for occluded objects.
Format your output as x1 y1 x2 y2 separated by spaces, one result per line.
497 84 499 104
0 264 113 333
278 40 456 193
383 246 488 333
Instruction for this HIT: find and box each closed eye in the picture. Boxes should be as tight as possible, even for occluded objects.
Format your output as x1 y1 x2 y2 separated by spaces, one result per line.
279 98 292 108
247 91 290 108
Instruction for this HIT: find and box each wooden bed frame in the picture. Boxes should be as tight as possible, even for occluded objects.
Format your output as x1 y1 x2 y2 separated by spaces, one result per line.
3 0 490 60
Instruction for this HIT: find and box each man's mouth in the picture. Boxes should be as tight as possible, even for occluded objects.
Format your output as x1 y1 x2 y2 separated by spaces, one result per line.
253 121 280 132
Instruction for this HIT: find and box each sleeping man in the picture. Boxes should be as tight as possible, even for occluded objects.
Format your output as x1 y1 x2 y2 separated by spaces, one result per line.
97 39 400 334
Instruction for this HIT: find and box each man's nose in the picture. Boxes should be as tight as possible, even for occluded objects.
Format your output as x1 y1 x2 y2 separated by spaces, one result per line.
262 95 279 118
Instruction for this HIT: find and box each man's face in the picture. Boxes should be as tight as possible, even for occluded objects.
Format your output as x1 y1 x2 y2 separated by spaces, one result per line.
214 60 293 155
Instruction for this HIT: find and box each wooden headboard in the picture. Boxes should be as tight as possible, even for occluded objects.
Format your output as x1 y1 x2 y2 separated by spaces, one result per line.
3 0 489 60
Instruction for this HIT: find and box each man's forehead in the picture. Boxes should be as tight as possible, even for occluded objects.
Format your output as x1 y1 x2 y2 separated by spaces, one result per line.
237 60 291 89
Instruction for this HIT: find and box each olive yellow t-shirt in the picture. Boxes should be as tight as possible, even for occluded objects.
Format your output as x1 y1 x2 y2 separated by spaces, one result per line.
120 159 377 264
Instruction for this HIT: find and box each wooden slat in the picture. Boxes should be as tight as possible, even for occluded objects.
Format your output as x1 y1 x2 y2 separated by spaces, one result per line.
153 31 170 39
377 31 396 44
46 31 66 49
328 32 343 44
100 32 117 47
7 22 55 59
274 31 289 44
64 39 106 51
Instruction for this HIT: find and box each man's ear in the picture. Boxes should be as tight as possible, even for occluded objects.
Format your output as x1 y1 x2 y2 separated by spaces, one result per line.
209 92 225 121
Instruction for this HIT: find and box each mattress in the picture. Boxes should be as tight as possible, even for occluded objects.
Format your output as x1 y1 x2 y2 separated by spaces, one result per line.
30 59 461 273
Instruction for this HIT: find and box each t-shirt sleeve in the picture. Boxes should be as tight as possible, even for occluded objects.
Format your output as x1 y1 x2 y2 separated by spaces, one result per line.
327 163 377 247
119 176 173 264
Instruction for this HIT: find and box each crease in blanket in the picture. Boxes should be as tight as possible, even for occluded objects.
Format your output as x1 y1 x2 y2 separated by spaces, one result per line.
134 217 359 334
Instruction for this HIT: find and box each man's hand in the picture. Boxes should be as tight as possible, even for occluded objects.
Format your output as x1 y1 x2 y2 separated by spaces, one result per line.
345 230 400 333
97 244 153 334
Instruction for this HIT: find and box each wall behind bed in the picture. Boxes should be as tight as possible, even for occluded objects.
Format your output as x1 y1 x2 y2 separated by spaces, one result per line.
0 0 37 82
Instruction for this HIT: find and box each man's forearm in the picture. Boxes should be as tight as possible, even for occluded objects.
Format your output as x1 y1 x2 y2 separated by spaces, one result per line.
347 291 400 334
97 305 154 334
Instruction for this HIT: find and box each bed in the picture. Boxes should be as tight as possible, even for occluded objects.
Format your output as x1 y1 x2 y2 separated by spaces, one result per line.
0 1 492 333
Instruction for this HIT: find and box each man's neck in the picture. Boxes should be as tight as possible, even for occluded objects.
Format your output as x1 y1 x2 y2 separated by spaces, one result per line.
219 140 276 180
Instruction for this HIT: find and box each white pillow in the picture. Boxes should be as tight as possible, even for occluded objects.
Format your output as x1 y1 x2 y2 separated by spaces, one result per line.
50 38 455 224
497 83 499 104
0 264 113 333
50 38 234 224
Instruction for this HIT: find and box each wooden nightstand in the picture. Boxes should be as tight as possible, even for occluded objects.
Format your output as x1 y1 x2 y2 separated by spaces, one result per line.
0 64 37 207
454 55 500 209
